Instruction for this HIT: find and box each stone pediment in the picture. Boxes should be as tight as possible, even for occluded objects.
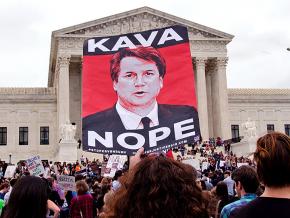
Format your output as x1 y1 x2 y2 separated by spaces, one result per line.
53 7 233 41
48 7 234 87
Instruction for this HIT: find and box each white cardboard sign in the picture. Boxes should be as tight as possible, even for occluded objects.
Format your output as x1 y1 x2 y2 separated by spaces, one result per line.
104 155 127 178
57 175 76 191
4 165 17 178
26 155 45 176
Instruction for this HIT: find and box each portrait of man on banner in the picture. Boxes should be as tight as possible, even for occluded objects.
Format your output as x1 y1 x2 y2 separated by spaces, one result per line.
82 25 200 155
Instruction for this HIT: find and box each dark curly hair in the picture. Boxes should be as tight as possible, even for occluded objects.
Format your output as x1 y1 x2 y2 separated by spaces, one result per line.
104 156 208 218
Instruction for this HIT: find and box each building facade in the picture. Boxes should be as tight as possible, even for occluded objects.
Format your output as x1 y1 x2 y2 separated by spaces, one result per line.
1 7 289 163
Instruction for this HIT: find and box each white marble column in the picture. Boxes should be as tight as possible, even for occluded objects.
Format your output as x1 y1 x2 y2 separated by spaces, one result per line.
56 54 78 162
211 57 231 139
195 57 209 141
57 55 71 130
206 70 214 138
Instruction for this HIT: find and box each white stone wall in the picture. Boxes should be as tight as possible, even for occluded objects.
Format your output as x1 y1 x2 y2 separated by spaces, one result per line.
0 88 58 163
228 89 290 138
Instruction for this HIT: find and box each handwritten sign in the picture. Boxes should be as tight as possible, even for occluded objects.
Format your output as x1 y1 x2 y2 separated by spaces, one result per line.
4 165 17 178
104 155 127 178
26 155 45 176
57 175 76 191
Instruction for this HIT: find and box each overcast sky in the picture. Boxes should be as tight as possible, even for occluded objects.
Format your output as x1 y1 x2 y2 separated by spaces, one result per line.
0 0 289 88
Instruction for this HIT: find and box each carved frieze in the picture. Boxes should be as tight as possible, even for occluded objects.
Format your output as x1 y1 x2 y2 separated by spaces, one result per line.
187 27 221 39
130 16 141 32
65 13 221 40
111 21 122 34
58 38 84 50
190 40 227 53
57 14 228 52
121 18 131 34
82 13 174 35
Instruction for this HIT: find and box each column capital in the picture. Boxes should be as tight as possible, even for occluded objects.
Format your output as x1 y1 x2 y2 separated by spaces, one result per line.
56 54 71 78
206 60 216 75
194 57 207 67
216 57 228 67
57 54 71 67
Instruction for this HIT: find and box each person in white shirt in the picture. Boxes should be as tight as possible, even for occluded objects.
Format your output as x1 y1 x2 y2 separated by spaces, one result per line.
223 170 235 197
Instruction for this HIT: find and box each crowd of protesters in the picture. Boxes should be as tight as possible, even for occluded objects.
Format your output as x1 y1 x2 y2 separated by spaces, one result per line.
0 132 290 217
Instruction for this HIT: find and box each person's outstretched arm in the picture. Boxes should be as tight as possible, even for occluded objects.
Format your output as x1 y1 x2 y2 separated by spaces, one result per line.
47 199 60 218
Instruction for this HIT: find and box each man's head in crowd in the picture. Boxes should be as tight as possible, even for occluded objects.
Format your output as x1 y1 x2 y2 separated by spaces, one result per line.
231 165 259 197
216 181 229 200
254 132 290 187
224 170 231 178
110 46 166 113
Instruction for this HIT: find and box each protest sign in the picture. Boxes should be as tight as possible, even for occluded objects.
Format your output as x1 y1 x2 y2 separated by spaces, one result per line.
219 160 225 167
4 165 17 178
57 175 76 191
103 155 127 178
201 162 209 172
26 155 45 176
82 25 200 155
237 162 249 168
182 159 200 170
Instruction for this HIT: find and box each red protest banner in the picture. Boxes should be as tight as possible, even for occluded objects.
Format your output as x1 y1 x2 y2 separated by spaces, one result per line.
82 25 200 155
